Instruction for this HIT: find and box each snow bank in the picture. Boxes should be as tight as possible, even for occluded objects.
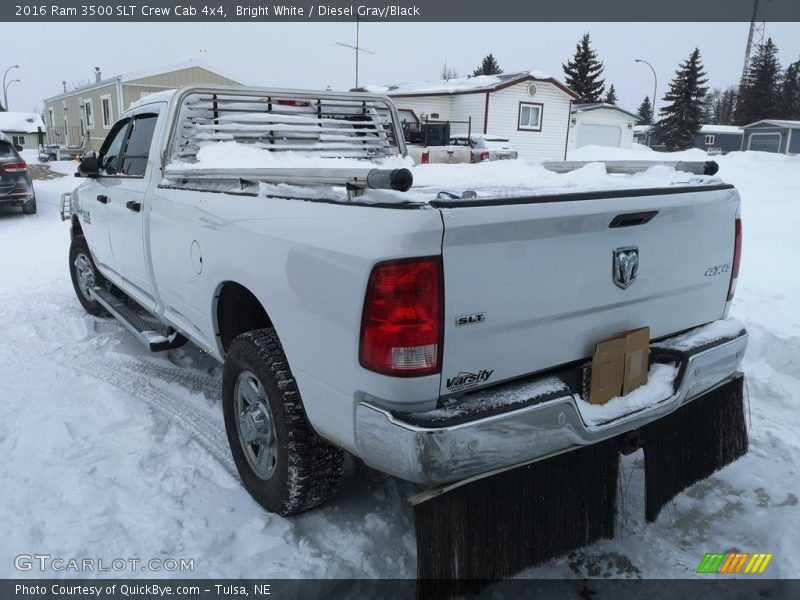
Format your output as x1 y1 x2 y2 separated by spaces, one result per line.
656 318 745 352
576 363 678 427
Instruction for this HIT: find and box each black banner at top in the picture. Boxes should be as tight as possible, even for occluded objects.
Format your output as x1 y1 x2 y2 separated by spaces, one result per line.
3 0 800 22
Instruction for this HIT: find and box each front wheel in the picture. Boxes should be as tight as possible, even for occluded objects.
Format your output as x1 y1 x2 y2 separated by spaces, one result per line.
69 235 107 316
222 328 344 516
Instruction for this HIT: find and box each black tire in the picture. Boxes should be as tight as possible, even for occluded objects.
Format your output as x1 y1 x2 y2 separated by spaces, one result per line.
222 328 344 516
21 195 37 215
69 235 108 316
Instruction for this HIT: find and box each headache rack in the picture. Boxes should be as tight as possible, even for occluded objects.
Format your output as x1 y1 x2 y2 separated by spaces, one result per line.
160 85 412 196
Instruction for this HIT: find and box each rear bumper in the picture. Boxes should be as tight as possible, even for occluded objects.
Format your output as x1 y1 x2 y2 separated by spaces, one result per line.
355 322 748 485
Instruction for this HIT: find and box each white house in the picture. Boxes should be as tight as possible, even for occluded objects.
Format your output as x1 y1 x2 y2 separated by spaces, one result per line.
362 71 579 160
567 103 639 151
0 112 46 150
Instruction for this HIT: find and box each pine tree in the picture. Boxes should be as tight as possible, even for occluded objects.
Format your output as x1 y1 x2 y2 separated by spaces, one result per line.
0 100 5 112
657 48 709 151
734 38 782 125
779 59 800 120
636 96 653 124
562 33 606 103
472 54 503 77
604 84 618 105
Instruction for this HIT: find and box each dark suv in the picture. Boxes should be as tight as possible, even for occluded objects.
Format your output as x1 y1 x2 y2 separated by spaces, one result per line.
0 132 36 214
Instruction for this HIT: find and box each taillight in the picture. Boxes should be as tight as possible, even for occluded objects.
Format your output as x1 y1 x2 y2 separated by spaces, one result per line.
727 218 742 301
421 151 430 164
479 150 490 162
276 99 310 107
1 161 27 172
360 257 443 377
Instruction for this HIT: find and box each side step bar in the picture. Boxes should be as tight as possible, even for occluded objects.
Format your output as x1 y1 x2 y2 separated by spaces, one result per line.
91 286 187 352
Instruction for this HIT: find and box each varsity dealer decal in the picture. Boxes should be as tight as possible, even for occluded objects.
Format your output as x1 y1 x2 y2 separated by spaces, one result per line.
446 369 494 392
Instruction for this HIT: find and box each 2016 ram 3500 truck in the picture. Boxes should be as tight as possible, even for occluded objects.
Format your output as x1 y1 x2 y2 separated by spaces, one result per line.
60 85 747 536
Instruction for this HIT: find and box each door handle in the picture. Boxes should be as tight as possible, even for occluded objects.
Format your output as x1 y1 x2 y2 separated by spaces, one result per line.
96 194 109 204
126 201 142 213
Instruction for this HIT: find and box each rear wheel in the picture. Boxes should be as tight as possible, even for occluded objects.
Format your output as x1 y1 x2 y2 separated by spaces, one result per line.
69 235 107 316
222 328 345 516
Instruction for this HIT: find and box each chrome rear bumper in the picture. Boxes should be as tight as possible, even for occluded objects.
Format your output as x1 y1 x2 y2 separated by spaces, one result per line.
355 325 748 485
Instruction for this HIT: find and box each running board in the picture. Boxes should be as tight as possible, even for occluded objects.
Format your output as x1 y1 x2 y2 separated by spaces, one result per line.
91 287 187 352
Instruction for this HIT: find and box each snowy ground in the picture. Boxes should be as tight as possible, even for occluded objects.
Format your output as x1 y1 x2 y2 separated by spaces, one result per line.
1 148 798 582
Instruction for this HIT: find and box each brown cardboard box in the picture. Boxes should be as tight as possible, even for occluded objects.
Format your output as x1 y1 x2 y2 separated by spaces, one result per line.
589 326 650 405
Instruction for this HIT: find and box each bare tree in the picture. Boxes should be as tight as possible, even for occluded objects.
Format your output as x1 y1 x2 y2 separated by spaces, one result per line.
441 61 459 80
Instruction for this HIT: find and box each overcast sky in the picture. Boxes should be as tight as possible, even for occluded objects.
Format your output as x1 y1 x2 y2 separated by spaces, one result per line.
4 22 800 116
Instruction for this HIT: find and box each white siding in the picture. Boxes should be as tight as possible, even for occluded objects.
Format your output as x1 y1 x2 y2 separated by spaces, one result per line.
449 93 487 136
485 81 572 160
391 96 452 125
568 108 636 151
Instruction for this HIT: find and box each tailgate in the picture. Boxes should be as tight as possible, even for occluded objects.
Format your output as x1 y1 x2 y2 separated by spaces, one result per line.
437 185 740 396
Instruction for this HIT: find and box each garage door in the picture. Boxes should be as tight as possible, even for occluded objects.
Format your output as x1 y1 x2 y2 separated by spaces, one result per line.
748 133 781 153
577 124 622 148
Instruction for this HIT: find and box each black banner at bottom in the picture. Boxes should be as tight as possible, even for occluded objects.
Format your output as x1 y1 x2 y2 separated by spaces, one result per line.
3 579 800 600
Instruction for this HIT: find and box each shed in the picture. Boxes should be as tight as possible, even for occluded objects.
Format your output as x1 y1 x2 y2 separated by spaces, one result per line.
693 125 743 154
741 120 800 155
362 71 578 160
0 112 46 150
568 103 639 150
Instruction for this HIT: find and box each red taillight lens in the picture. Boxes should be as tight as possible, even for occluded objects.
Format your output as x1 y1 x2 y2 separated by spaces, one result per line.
276 99 310 107
1 161 27 173
360 257 443 377
421 151 430 164
727 218 742 301
479 150 490 162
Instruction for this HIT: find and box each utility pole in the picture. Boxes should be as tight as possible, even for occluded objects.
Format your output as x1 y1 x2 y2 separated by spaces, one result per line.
335 17 374 89
3 64 20 111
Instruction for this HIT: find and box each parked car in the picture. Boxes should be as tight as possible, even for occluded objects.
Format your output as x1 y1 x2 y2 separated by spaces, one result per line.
59 85 747 576
0 132 36 214
449 134 519 162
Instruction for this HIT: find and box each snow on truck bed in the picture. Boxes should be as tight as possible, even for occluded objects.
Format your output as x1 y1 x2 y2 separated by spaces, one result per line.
165 141 724 205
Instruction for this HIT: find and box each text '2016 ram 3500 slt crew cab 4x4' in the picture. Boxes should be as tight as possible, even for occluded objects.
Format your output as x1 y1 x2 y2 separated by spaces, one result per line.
60 85 748 580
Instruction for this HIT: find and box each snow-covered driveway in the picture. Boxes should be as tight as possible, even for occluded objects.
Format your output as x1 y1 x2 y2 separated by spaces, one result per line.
1 151 798 580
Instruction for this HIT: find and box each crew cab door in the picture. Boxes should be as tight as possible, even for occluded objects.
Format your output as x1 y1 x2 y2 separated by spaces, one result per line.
102 108 161 306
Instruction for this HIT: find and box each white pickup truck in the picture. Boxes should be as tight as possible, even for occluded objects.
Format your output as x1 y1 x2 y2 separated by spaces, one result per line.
60 85 747 526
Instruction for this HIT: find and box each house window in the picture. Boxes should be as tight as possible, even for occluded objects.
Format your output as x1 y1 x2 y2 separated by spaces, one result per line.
48 107 55 128
704 134 716 145
83 98 95 129
101 95 113 128
12 135 26 146
518 102 543 131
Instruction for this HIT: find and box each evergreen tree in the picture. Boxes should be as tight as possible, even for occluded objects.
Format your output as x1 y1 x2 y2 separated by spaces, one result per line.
636 96 653 124
779 59 800 120
562 33 606 103
734 38 782 125
604 84 618 105
0 100 5 112
472 54 503 77
657 48 709 151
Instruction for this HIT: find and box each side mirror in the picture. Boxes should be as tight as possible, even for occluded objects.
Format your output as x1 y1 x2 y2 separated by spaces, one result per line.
14 144 23 152
77 151 100 178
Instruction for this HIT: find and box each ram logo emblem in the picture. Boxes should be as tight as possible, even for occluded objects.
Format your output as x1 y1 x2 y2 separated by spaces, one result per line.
613 247 639 289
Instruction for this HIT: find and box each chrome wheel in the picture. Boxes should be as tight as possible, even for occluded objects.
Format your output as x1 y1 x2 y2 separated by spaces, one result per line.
234 370 278 480
73 252 96 301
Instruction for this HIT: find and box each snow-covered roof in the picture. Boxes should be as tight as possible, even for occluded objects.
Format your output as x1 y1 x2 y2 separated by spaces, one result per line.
128 89 178 110
0 112 45 133
633 125 650 133
44 60 245 102
361 70 578 99
742 119 800 129
700 124 742 135
571 103 640 121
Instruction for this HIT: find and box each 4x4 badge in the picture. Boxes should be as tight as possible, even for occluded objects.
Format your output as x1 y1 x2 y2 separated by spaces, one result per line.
613 246 639 289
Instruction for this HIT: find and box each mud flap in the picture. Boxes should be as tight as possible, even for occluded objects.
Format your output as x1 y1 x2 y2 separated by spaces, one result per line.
641 373 748 522
412 437 620 596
